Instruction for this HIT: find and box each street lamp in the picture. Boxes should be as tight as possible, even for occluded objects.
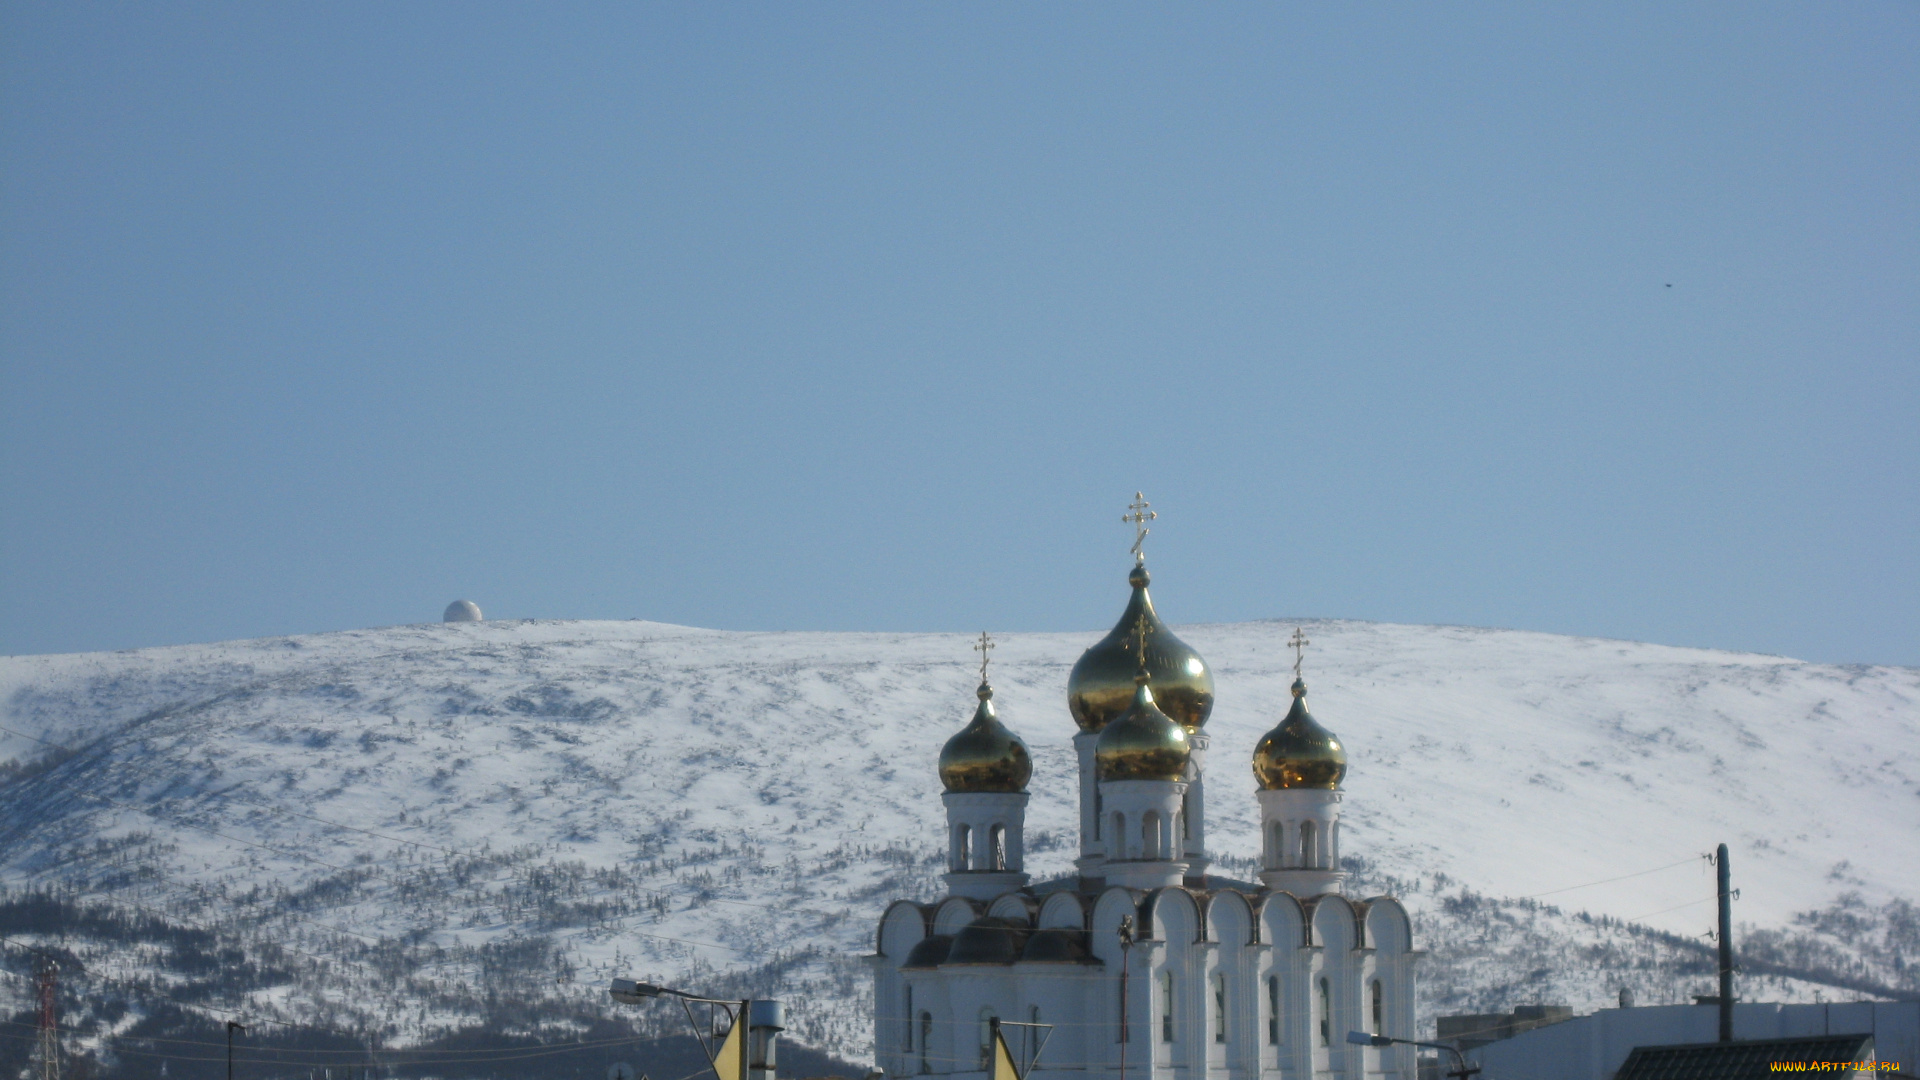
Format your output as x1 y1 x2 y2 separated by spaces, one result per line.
608 980 783 1080
226 1021 248 1080
1346 1030 1480 1080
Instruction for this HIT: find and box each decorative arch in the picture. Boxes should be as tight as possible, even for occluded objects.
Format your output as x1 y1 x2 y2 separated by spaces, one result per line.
1207 890 1254 946
988 892 1037 923
934 896 983 936
878 900 931 958
1360 896 1413 955
1258 891 1307 949
1038 890 1087 930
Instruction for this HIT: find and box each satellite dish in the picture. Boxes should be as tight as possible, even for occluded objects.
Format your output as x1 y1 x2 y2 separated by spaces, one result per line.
608 1064 637 1080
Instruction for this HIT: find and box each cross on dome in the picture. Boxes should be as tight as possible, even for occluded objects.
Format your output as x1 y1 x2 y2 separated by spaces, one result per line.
974 631 995 684
1124 492 1156 563
1132 612 1152 673
1289 627 1310 678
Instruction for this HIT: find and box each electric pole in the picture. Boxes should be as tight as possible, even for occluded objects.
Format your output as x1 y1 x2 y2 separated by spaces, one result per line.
1716 843 1734 1042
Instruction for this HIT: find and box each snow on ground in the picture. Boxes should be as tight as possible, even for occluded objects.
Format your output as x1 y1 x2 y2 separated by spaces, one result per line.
0 615 1913 1059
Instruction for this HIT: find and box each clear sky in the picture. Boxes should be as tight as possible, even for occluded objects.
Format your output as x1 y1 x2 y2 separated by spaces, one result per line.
2 4 1914 665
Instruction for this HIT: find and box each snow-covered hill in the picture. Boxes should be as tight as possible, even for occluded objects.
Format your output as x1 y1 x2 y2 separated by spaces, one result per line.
0 617 1914 1064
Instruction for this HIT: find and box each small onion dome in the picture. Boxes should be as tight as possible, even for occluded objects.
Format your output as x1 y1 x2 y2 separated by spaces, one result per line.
1094 676 1192 782
1068 564 1214 732
1251 678 1347 790
443 599 483 622
938 683 1033 793
945 917 1033 965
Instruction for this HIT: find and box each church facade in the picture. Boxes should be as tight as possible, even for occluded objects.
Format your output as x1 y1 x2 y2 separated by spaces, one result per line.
871 527 1418 1080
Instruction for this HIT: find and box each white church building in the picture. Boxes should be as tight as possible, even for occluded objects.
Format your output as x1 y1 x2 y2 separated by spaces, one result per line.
872 527 1418 1080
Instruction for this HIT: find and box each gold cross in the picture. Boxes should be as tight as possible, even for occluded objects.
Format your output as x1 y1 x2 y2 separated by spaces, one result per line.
1123 492 1156 563
974 631 995 683
1132 613 1152 672
1288 627 1310 678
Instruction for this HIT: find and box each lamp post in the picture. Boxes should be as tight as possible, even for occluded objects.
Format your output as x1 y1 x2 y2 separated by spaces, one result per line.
1346 1030 1479 1080
226 1021 247 1080
609 981 780 1080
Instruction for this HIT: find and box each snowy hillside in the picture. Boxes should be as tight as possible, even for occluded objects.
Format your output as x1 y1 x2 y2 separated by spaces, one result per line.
0 616 1915 1065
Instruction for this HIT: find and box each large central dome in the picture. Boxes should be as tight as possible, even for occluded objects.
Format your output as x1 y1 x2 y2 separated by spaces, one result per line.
1067 563 1214 732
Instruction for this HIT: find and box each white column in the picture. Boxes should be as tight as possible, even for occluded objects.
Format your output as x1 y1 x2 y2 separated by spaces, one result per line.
1074 731 1106 883
1256 788 1347 896
944 791 1031 901
1097 779 1189 890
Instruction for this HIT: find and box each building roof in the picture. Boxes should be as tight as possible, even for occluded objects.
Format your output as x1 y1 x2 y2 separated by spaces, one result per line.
1614 1033 1875 1079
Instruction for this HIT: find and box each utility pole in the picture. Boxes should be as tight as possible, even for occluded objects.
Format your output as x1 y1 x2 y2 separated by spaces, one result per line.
36 960 58 1080
1117 916 1135 1080
227 1021 248 1080
1717 843 1735 1042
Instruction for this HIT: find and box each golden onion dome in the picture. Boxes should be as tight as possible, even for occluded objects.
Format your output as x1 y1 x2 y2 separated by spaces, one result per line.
1094 676 1192 782
938 683 1033 793
1251 678 1347 790
1068 563 1215 732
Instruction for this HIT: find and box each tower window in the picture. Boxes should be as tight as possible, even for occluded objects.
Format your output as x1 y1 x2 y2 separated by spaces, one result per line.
1267 975 1280 1045
1371 979 1383 1036
1142 811 1161 860
990 824 1007 871
1317 977 1331 1047
1300 820 1317 870
956 824 972 871
1213 972 1227 1042
1161 969 1176 1042
1094 789 1103 840
1111 813 1125 859
1183 789 1194 839
919 1012 932 1074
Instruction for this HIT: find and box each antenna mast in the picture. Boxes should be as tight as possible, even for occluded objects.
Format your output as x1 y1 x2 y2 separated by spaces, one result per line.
36 961 58 1080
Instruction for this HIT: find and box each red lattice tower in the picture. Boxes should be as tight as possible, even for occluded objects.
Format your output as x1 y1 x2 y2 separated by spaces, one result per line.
36 961 59 1080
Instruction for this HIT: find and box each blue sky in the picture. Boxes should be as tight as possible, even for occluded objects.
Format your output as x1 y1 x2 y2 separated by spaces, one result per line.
2 4 1914 665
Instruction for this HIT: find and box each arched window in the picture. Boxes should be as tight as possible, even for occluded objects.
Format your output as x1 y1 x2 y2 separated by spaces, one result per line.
1111 813 1126 859
1371 979 1383 1036
979 1007 998 1068
1094 788 1103 839
990 824 1007 871
1029 1006 1042 1068
1142 811 1161 860
1331 820 1341 869
905 986 914 1053
1267 975 1281 1045
1317 977 1331 1047
1213 972 1228 1042
1267 821 1284 868
1161 969 1176 1042
919 1012 932 1074
1299 820 1317 869
956 824 972 871
1183 789 1194 839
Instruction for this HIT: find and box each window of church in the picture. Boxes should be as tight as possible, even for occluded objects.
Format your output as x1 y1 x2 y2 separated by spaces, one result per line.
1161 969 1176 1043
1267 976 1281 1045
1111 813 1125 859
1371 979 1383 1035
1183 790 1194 839
919 1012 932 1074
1300 821 1317 870
1317 977 1331 1047
1142 812 1161 860
979 1007 998 1069
1094 789 1103 839
1213 972 1227 1042
956 825 971 871
990 824 1007 871
905 986 914 1053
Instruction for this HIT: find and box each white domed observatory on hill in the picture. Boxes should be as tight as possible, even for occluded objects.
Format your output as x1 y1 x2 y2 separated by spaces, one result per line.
872 496 1417 1080
443 599 483 623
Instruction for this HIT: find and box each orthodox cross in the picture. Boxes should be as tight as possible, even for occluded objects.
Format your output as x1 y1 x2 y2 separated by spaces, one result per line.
1124 492 1156 563
1288 627 1310 678
974 631 995 683
1132 612 1152 672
